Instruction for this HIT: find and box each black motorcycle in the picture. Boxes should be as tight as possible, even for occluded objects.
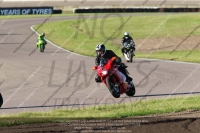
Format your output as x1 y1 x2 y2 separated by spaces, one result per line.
122 41 135 63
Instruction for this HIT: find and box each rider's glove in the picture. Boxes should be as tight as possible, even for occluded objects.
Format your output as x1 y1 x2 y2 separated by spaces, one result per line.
115 57 121 66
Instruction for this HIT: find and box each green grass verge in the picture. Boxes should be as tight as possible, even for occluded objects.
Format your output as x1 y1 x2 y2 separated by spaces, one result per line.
1 95 200 126
34 13 200 63
136 50 200 63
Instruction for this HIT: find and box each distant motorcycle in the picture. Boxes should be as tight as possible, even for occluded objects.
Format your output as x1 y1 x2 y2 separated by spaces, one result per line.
37 40 46 52
92 57 135 98
122 41 135 63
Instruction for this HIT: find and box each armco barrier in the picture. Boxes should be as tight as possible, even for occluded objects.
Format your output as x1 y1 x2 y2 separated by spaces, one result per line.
0 7 62 15
53 9 62 14
74 8 200 13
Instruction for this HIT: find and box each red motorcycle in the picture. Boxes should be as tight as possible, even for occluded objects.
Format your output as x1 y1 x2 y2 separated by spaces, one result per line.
92 57 135 98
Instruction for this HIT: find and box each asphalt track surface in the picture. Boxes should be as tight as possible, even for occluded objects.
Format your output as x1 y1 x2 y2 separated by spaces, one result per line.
0 0 200 7
0 13 200 116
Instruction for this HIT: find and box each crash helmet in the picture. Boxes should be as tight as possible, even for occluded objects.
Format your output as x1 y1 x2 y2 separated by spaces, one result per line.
40 33 45 38
124 32 129 39
95 44 106 57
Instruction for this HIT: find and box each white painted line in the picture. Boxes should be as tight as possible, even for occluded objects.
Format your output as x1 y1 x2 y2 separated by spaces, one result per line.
30 25 91 58
30 23 200 66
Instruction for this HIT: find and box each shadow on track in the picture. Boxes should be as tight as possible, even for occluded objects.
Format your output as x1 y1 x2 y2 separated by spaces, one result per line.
134 91 200 98
0 103 91 110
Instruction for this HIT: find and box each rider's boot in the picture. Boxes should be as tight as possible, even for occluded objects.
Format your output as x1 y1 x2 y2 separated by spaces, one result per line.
126 76 133 88
95 75 102 83
127 81 134 89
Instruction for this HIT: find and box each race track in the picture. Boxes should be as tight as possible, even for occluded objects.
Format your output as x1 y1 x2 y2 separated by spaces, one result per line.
0 14 200 115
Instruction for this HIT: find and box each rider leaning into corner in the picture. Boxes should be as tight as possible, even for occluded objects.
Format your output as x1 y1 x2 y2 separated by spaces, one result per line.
95 44 134 87
121 32 135 56
37 33 47 48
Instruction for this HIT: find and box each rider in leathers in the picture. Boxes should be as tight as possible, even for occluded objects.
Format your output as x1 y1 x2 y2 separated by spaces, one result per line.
95 44 133 86
37 33 47 48
121 32 135 56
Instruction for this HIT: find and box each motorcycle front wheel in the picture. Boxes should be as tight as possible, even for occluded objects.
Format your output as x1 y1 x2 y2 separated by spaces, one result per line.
106 76 120 98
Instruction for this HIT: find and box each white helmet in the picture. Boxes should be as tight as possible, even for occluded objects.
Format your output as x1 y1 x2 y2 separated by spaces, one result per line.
124 32 129 39
124 32 129 36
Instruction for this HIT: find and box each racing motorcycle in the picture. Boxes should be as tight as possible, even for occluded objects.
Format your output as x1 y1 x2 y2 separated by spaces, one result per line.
37 40 46 52
122 40 135 63
92 57 135 98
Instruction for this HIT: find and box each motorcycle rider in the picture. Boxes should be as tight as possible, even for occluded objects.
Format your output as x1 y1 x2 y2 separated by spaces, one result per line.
37 33 47 48
121 32 135 56
95 44 133 87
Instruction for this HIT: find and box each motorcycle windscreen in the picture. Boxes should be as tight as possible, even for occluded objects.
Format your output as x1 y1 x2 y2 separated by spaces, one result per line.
123 42 129 47
0 93 3 107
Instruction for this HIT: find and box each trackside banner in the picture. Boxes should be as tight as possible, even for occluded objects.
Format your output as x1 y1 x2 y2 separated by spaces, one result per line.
0 7 53 15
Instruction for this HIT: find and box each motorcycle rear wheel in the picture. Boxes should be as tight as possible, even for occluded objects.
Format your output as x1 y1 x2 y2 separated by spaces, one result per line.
40 45 44 52
126 84 136 96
